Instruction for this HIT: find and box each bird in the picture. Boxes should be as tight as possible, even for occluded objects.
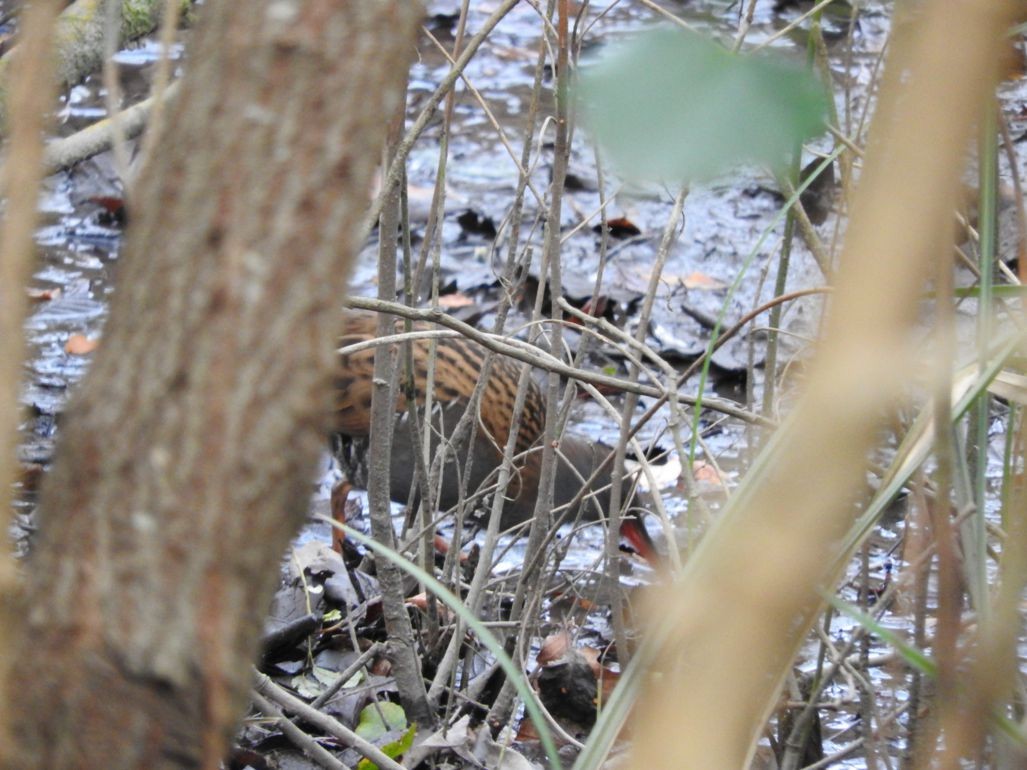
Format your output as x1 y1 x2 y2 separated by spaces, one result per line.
332 309 654 555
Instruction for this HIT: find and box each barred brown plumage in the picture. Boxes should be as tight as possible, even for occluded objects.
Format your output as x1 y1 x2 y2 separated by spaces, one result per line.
333 309 545 457
332 309 654 552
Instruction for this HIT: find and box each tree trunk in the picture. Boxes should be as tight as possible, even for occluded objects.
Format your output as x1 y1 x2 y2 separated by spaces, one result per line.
6 1 420 767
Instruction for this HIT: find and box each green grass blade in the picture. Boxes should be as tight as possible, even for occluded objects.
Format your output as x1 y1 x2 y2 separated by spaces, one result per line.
331 521 564 769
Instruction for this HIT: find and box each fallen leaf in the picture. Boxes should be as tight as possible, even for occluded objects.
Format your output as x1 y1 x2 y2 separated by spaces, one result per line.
357 723 416 770
405 592 429 611
26 287 61 302
404 592 453 622
356 700 407 740
579 646 602 678
537 630 572 666
65 334 99 355
681 271 727 290
692 460 725 487
437 293 475 309
515 716 541 743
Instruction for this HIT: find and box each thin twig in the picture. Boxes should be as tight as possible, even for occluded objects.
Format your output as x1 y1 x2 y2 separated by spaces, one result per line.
343 297 772 427
362 0 520 240
253 673 406 770
250 691 349 770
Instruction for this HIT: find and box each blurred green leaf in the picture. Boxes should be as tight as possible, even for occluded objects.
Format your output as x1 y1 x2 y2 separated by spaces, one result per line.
355 701 407 741
577 28 829 181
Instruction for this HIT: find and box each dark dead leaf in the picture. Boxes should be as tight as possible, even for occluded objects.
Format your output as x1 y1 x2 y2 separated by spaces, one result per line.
593 216 641 238
564 171 594 192
798 156 835 225
536 648 598 728
456 209 497 239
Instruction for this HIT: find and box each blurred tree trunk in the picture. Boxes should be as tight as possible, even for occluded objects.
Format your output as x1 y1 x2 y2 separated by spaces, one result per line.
5 1 420 767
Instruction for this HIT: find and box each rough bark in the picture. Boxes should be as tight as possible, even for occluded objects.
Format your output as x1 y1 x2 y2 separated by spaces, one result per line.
7 1 420 768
